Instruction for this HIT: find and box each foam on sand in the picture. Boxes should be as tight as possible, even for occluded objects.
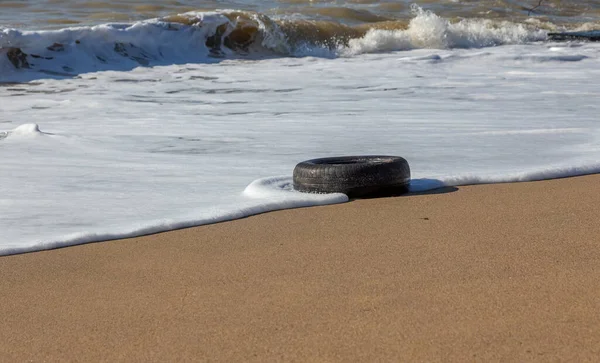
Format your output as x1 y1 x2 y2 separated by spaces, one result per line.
0 174 346 256
1 20 600 255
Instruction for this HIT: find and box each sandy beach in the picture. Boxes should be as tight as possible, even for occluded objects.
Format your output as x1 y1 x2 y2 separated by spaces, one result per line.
2 175 600 362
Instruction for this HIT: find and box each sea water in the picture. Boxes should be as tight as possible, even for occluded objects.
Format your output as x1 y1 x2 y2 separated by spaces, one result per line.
2 1 600 255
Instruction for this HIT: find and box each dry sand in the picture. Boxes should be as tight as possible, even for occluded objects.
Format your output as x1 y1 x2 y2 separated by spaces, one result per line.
2 175 600 362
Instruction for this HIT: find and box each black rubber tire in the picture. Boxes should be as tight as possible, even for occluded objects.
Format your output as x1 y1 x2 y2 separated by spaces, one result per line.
293 155 410 198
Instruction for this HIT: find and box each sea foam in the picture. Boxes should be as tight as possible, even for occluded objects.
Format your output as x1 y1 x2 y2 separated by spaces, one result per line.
343 6 546 55
1 12 600 255
0 175 346 256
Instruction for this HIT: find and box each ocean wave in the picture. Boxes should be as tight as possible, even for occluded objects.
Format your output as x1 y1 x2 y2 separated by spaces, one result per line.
343 5 547 55
0 6 549 80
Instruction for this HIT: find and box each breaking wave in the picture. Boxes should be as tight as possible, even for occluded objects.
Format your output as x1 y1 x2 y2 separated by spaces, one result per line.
0 6 548 79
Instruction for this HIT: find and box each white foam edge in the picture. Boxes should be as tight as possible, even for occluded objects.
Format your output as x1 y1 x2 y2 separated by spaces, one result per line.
0 176 348 256
3 157 600 256
411 163 600 192
0 123 49 140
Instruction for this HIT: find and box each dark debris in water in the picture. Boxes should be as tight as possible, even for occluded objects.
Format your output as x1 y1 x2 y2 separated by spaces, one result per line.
114 42 152 66
205 22 256 56
47 43 65 52
548 30 600 41
205 23 229 57
30 54 53 60
0 82 42 87
113 78 160 83
5 48 30 69
189 75 219 81
39 69 75 77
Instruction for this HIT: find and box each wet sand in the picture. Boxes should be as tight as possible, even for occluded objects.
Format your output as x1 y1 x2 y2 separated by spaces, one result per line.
2 175 600 362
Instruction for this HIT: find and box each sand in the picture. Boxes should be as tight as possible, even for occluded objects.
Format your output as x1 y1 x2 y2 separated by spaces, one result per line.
2 175 600 362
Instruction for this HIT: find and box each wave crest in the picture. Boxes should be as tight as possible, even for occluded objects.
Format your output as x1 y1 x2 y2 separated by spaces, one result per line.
343 5 546 55
0 7 548 80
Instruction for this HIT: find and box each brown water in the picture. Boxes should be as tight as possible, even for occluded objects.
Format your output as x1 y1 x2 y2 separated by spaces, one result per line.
1 0 599 73
1 0 600 30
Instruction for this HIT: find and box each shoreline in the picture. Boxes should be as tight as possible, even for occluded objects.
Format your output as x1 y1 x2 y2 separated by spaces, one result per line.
2 175 600 361
6 169 599 258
